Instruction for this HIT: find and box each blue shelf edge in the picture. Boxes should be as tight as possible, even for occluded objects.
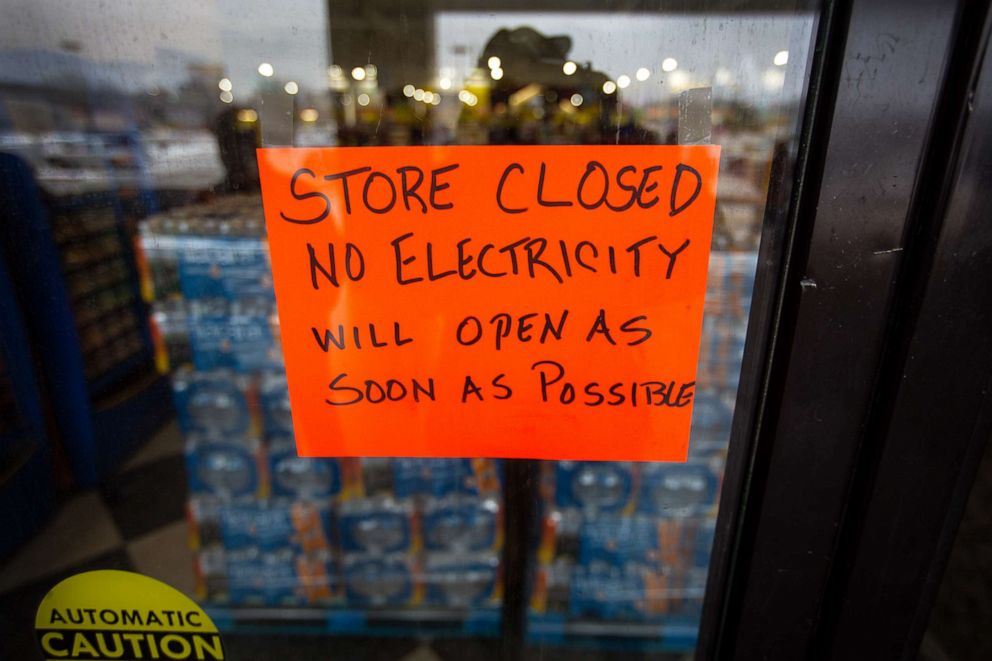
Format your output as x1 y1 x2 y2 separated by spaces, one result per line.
525 613 699 652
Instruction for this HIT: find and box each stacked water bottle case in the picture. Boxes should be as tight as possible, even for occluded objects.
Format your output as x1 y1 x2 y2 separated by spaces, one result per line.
528 251 755 641
529 461 719 624
138 197 504 614
138 196 753 641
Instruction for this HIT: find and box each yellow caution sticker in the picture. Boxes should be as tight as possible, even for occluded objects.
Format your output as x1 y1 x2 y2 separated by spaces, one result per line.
35 570 224 660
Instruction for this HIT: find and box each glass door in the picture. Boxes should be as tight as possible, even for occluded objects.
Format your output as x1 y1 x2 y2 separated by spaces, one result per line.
3 1 973 659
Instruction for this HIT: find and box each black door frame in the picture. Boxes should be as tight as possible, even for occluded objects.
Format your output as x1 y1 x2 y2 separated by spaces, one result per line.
818 3 992 657
698 0 992 658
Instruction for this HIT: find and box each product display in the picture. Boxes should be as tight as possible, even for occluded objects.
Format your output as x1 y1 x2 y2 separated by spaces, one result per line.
139 199 505 623
141 202 749 637
528 251 754 643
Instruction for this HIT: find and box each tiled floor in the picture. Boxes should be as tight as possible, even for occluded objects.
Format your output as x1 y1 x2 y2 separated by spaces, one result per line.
0 491 123 593
127 519 197 598
0 421 191 659
0 421 190 594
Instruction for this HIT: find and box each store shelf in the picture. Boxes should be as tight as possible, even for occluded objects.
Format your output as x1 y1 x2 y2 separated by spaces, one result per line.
0 153 167 486
204 606 501 638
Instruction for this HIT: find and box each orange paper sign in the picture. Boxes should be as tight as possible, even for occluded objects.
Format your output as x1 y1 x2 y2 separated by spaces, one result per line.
257 145 720 461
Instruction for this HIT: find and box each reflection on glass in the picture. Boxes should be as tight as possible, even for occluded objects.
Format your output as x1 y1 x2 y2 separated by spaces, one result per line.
0 0 815 655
